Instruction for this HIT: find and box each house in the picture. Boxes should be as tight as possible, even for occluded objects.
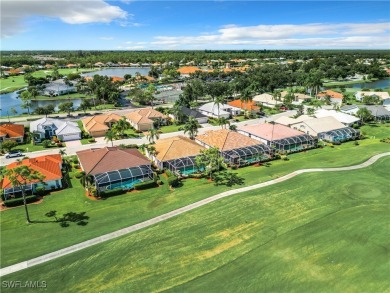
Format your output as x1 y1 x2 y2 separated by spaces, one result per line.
290 116 360 142
227 99 260 113
317 90 343 106
149 136 206 174
42 80 76 96
0 123 25 143
281 91 312 104
238 123 317 153
252 93 282 108
30 117 82 141
82 113 122 137
314 109 360 126
340 105 359 115
195 129 272 166
359 105 390 121
125 108 168 131
198 102 241 119
355 91 390 102
2 154 63 200
274 115 312 127
94 62 105 67
171 106 208 124
77 147 153 194
177 66 202 77
383 99 390 111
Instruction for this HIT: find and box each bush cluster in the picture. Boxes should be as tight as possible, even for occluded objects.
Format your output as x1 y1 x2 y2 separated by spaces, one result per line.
4 195 38 207
134 181 158 190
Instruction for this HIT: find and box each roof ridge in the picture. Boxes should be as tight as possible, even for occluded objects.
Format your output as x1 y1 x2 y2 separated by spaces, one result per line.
220 130 230 151
88 148 110 175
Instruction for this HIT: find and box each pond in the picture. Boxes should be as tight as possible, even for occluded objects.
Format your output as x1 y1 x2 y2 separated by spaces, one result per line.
349 78 390 89
82 67 150 78
0 91 86 117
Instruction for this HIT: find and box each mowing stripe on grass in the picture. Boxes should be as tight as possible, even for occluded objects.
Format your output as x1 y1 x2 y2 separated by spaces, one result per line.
1 152 389 277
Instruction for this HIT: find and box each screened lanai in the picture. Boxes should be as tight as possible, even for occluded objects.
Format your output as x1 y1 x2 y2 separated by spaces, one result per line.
3 184 33 200
270 134 317 152
164 156 202 175
222 144 272 166
93 165 153 193
319 127 360 142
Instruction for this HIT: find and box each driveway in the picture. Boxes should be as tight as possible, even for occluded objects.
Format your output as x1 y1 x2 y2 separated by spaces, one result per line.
65 140 82 147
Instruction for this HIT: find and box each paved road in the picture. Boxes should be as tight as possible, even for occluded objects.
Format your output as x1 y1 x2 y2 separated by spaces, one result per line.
0 110 296 165
1 151 388 277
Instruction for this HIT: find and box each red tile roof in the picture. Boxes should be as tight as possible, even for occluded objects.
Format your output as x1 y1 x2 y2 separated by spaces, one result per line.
2 155 62 189
77 147 150 175
177 66 202 75
0 124 24 138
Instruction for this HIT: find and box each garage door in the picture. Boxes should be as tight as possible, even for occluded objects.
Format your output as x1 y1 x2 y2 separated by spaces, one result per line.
61 133 81 141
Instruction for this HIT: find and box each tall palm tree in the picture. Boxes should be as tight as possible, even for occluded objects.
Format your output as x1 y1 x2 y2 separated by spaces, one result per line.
214 96 225 118
104 130 116 147
217 117 230 129
183 117 200 139
146 128 159 144
112 117 131 138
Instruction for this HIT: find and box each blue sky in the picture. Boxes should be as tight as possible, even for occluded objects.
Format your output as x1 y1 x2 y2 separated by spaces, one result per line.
1 1 389 50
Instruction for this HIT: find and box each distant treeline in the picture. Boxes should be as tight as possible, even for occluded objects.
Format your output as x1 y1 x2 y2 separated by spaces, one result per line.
1 50 390 68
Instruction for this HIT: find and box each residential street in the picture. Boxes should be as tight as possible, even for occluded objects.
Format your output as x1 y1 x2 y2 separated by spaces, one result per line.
0 110 297 166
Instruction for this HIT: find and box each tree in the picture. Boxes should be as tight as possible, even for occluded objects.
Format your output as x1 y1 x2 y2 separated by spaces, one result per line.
1 140 18 152
59 148 67 161
214 96 226 118
58 102 74 116
229 124 237 131
112 117 131 138
146 128 159 144
4 164 45 223
104 130 116 147
356 107 373 124
306 107 315 115
183 117 200 139
217 117 230 129
78 99 91 114
20 90 32 115
195 147 224 180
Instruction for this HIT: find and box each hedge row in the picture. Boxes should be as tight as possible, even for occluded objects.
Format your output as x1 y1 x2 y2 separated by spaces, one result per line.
4 195 38 207
167 176 180 187
134 181 158 190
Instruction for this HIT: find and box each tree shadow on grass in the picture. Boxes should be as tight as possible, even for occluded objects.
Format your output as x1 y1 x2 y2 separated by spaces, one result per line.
43 210 89 227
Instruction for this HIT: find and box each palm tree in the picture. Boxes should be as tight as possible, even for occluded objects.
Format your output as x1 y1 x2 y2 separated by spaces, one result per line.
104 130 116 147
147 145 157 157
240 88 253 118
59 149 67 162
183 117 200 139
4 164 45 223
214 96 225 118
217 117 230 129
146 128 159 144
112 117 131 138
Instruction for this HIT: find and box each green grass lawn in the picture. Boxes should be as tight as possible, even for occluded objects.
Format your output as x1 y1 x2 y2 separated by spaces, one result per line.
2 155 389 292
12 141 65 153
159 124 183 133
1 123 389 269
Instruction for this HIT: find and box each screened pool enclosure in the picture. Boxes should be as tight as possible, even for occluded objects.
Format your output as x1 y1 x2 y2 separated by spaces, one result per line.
319 128 360 142
221 144 272 166
93 165 153 193
164 156 201 175
270 134 317 152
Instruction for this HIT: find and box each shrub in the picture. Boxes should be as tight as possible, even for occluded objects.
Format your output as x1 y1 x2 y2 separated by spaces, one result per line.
165 169 174 177
42 139 51 148
57 142 63 147
167 175 179 187
35 186 46 196
73 164 80 169
134 180 158 190
354 140 359 146
156 180 163 185
88 138 96 143
231 165 238 170
333 141 341 145
187 173 204 179
75 171 85 179
4 195 38 207
72 157 79 164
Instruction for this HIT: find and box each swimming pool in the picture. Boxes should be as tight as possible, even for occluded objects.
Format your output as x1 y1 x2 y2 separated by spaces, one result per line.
106 179 143 190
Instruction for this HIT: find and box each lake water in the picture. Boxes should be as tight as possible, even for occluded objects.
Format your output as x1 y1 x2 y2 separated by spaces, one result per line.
0 90 85 117
82 67 150 78
349 78 390 89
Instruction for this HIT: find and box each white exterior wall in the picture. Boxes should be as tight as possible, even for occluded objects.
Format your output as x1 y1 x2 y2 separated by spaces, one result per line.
237 130 268 145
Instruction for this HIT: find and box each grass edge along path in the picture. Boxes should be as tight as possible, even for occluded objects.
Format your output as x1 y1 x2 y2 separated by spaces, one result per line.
1 151 389 278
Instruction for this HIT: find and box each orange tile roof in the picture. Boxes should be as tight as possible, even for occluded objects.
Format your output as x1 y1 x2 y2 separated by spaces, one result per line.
228 99 260 111
82 113 122 132
126 108 166 125
77 147 150 175
111 76 124 82
154 136 205 162
196 129 262 151
2 154 62 189
177 66 202 75
317 90 343 100
0 124 24 138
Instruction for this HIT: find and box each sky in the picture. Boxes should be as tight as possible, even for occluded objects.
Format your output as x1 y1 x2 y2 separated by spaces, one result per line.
1 0 389 50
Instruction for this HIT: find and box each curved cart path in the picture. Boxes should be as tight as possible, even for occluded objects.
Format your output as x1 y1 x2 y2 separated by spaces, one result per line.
1 152 389 277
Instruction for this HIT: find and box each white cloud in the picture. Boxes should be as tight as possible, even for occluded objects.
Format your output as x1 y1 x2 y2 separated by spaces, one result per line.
100 37 114 40
1 0 128 38
126 45 145 50
151 22 390 49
